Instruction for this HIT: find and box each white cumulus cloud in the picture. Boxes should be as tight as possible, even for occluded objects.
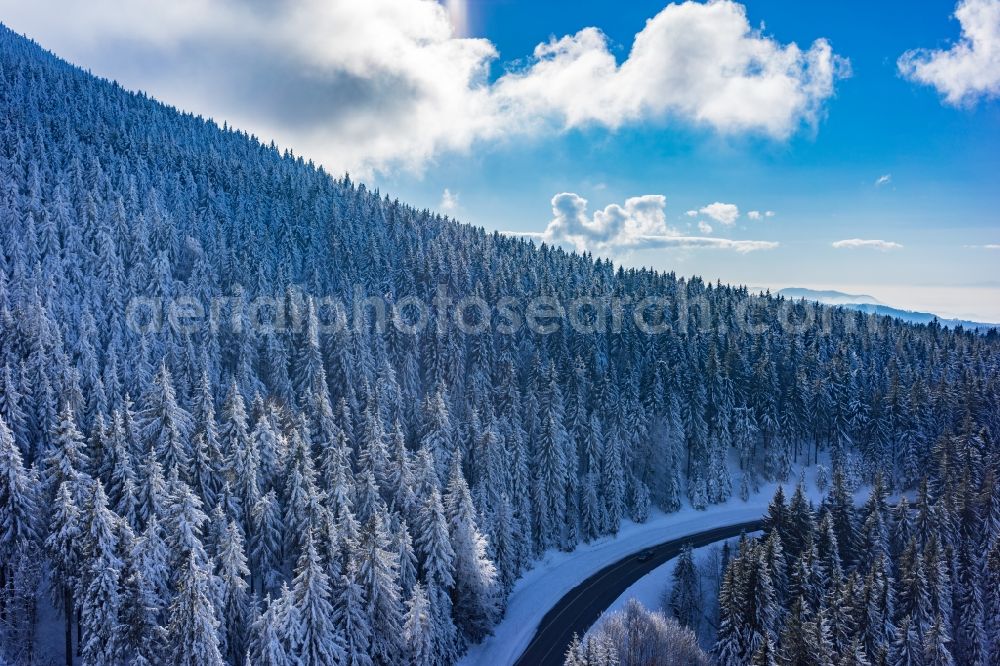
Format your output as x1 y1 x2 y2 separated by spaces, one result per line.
491 0 847 140
540 193 776 253
698 220 714 234
0 0 848 175
543 193 671 251
698 202 740 225
832 239 904 251
898 0 1000 105
747 210 761 220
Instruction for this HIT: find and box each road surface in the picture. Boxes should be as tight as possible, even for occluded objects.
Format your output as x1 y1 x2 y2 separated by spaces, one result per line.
513 519 764 666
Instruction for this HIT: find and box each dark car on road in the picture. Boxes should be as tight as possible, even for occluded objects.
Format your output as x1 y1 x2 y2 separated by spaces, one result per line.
636 549 656 562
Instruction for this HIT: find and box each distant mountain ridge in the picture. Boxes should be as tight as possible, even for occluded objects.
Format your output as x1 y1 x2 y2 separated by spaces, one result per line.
778 287 882 306
778 287 998 331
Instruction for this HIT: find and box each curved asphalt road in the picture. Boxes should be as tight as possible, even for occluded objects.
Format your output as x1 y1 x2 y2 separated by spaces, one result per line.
513 519 764 666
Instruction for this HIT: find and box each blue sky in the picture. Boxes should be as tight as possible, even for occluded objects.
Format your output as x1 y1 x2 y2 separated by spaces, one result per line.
2 0 998 319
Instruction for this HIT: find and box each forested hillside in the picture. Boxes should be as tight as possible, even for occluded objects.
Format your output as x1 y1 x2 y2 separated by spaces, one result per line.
0 24 997 665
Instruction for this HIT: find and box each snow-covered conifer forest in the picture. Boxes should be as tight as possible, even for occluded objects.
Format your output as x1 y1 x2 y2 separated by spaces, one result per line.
710 467 1000 666
0 23 998 666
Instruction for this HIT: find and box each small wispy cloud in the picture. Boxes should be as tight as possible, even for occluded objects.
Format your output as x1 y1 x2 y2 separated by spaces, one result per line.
642 237 779 253
965 243 1000 249
747 211 761 220
832 238 903 251
697 220 714 234
875 174 892 187
440 188 459 213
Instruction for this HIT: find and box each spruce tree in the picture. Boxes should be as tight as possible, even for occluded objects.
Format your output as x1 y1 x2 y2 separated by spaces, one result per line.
251 488 284 596
922 613 954 666
403 582 436 666
217 520 252 665
415 485 455 589
80 549 123 665
44 402 90 503
45 482 82 666
165 552 225 666
118 545 166 665
714 565 743 666
288 529 345 665
249 594 288 666
0 417 38 564
133 516 170 615
444 455 499 643
395 518 418 598
79 480 124 666
140 364 193 479
357 510 404 664
669 544 702 631
163 478 209 572
890 615 923 666
334 562 374 666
